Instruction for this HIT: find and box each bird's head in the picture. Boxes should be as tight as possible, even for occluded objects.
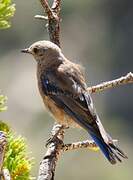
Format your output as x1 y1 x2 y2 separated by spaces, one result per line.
21 40 62 64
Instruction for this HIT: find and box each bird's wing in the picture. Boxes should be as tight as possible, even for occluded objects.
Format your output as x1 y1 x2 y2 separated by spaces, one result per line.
41 67 107 140
40 67 128 164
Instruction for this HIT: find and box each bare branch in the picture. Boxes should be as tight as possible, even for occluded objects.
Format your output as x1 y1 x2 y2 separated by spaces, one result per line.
37 0 61 47
88 72 133 94
40 0 53 18
51 0 61 15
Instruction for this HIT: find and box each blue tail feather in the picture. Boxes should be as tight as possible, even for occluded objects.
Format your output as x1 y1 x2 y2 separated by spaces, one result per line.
90 132 128 164
90 133 116 164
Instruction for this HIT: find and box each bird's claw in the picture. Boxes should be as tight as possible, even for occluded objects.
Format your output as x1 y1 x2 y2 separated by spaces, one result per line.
45 135 63 147
45 125 68 147
45 136 56 147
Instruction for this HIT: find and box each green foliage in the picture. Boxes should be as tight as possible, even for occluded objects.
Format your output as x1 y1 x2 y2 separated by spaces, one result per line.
0 94 34 179
4 130 34 180
0 123 34 180
0 94 7 112
0 0 15 29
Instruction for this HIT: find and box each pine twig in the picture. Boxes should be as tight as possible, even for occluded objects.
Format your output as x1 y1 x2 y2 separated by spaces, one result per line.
88 72 133 94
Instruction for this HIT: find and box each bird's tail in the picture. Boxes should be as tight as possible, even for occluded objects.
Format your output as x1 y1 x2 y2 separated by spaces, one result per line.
90 133 128 164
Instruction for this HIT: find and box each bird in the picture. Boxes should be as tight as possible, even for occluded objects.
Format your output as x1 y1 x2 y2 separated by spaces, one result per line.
21 40 128 164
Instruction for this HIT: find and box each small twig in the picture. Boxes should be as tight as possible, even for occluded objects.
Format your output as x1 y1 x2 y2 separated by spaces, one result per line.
88 72 133 94
63 140 98 152
62 139 118 152
35 15 48 20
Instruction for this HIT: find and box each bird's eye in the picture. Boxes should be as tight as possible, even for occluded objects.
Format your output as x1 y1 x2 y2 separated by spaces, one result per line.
33 47 39 54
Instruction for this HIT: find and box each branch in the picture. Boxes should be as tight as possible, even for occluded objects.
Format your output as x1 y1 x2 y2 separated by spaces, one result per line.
88 72 133 94
37 124 64 180
51 0 61 15
63 139 117 152
38 0 61 47
40 0 53 18
63 140 98 152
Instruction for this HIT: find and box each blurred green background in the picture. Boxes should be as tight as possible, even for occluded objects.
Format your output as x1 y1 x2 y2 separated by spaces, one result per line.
0 0 133 179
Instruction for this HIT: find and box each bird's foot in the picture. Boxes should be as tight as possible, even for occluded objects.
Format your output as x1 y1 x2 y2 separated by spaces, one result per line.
45 135 64 147
45 125 68 147
45 135 58 147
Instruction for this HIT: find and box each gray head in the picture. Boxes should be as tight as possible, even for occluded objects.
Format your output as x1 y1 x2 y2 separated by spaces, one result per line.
21 40 63 64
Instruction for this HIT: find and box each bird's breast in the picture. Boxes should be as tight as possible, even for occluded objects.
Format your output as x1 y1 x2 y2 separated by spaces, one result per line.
42 95 80 128
37 67 80 128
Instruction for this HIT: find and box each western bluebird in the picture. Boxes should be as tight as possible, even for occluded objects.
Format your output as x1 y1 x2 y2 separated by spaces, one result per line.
21 40 127 164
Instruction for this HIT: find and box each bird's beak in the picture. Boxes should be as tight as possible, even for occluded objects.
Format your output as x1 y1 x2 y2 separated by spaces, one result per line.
21 48 31 54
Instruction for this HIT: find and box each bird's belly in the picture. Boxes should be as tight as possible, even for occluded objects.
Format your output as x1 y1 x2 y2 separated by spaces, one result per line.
43 96 80 128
